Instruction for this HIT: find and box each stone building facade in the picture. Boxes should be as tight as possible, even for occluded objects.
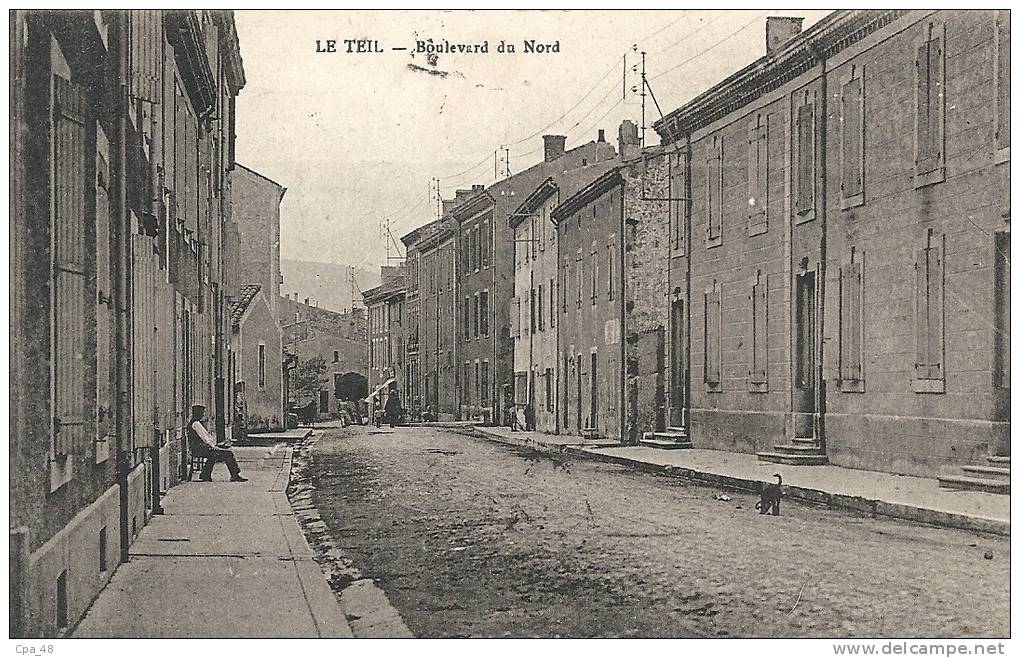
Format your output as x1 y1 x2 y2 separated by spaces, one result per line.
9 10 245 637
652 10 1010 479
229 285 285 432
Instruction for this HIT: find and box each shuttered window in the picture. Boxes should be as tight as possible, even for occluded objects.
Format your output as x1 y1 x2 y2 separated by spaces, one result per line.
482 220 490 268
914 235 945 390
96 130 113 447
839 256 865 390
749 276 768 388
795 101 816 218
606 242 616 301
549 278 556 328
511 296 519 338
995 11 1010 160
481 361 490 406
464 296 471 339
915 23 945 186
537 285 544 331
706 137 723 246
841 69 866 207
52 75 88 458
258 343 266 388
463 363 471 405
704 286 722 387
529 288 536 333
480 290 489 337
576 249 583 308
590 241 599 304
671 152 686 253
474 293 480 337
747 116 768 235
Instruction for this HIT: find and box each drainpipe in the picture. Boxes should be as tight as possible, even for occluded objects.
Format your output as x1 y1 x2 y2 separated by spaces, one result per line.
683 134 693 431
112 10 133 564
812 47 829 454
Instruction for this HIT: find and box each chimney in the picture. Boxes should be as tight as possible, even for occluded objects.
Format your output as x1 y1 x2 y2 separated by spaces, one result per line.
471 184 485 194
454 188 475 205
766 16 803 54
618 119 641 161
543 134 567 162
304 297 309 305
442 198 456 215
597 129 606 143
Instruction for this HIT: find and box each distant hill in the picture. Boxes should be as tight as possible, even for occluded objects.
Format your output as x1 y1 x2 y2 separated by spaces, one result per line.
280 259 381 313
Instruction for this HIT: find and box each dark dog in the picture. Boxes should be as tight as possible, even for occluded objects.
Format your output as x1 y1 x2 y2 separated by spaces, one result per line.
755 473 783 515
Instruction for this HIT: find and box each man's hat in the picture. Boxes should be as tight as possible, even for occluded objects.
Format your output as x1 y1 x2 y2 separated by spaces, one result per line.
191 405 206 418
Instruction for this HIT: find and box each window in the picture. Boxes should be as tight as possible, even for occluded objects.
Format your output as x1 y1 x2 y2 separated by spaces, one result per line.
99 527 108 573
549 278 556 328
914 233 944 392
481 361 490 406
538 284 544 331
475 361 481 405
514 372 528 405
840 67 865 208
915 21 945 187
474 293 480 338
562 264 569 313
576 249 583 308
464 296 471 339
671 151 686 253
463 362 471 405
475 225 482 271
52 75 88 465
258 343 266 388
749 273 768 391
607 242 616 301
545 368 554 410
794 95 817 219
512 296 520 338
706 135 723 246
333 350 339 363
838 253 865 391
748 114 769 234
480 290 489 337
481 220 490 268
590 241 599 304
995 11 1010 162
530 288 536 333
704 284 722 389
531 216 538 259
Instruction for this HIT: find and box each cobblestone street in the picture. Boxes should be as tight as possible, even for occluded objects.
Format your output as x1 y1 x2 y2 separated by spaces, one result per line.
308 425 1009 638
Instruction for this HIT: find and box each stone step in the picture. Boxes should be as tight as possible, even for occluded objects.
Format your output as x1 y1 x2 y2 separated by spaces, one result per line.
772 443 826 454
756 451 829 466
937 475 1010 495
791 437 819 445
961 464 1011 481
987 455 1011 467
665 426 687 433
639 436 693 450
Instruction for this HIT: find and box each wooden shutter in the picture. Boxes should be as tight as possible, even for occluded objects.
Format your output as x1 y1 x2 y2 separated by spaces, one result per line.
96 132 113 442
549 278 556 328
52 75 88 457
464 296 470 339
796 103 815 215
915 243 944 380
748 119 767 233
706 139 723 243
916 26 945 178
482 220 490 268
670 152 686 252
841 76 864 200
750 281 767 384
705 289 721 384
840 261 863 382
591 242 598 303
511 296 519 337
129 10 162 103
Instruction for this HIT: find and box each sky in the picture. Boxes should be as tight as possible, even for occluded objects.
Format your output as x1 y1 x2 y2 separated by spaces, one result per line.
233 9 833 274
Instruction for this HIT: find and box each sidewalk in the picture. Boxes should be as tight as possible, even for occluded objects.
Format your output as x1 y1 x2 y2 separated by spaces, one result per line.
73 446 352 638
466 425 1010 536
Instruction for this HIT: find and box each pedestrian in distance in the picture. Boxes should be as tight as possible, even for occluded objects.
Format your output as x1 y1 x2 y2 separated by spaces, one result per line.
187 405 247 482
385 387 403 427
524 403 535 432
508 401 519 432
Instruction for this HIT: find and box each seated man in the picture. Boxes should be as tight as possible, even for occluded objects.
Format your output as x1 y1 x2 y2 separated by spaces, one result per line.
188 405 247 482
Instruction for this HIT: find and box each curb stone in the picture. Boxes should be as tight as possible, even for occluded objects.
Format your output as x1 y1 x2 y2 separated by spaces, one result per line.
464 425 1009 537
287 430 414 638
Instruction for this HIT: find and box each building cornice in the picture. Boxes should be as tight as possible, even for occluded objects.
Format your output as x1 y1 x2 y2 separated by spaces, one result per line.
510 177 557 230
165 10 217 118
551 169 623 224
451 191 495 223
653 10 908 143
